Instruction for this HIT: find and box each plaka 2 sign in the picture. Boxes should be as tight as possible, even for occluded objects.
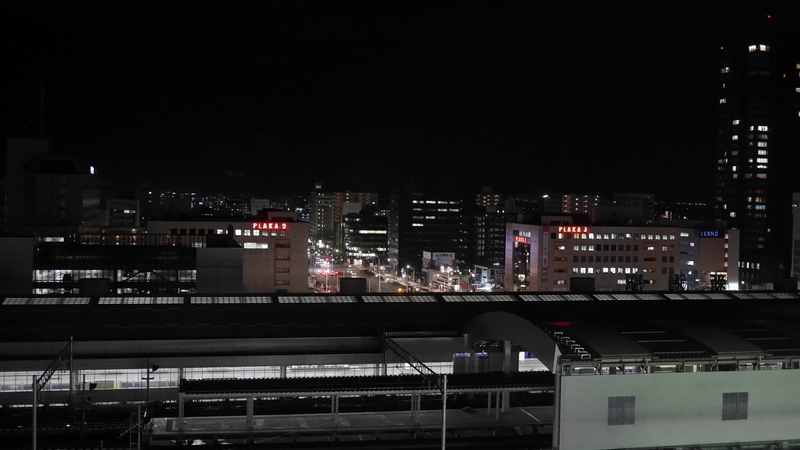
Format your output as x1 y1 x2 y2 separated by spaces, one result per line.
252 222 289 230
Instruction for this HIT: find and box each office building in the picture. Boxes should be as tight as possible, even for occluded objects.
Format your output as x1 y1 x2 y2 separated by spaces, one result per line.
505 216 739 292
309 183 378 258
473 188 507 274
0 212 310 295
342 206 388 267
713 19 800 287
3 138 101 236
388 188 473 276
562 194 601 223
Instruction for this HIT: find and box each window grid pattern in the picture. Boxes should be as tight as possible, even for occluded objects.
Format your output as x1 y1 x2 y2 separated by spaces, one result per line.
2 297 91 305
278 296 357 304
608 396 635 425
362 295 437 303
99 296 182 305
442 294 516 302
722 392 748 420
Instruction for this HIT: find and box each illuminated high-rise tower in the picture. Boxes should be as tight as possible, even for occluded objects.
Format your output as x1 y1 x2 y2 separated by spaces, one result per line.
713 14 799 288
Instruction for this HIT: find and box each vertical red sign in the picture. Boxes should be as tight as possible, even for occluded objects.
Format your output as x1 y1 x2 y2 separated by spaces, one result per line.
542 226 549 282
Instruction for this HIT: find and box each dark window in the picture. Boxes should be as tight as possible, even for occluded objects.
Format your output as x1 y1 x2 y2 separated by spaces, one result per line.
722 392 748 420
608 396 635 425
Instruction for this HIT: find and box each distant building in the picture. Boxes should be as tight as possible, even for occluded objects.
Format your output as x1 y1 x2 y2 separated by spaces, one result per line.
504 216 739 292
562 194 601 223
309 183 378 258
0 212 310 295
473 187 507 273
147 212 310 293
421 251 461 291
388 188 473 275
3 138 101 236
250 198 271 216
342 206 388 267
712 21 800 287
106 199 140 227
596 193 655 225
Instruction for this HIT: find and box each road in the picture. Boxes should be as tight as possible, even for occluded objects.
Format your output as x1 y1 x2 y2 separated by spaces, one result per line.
310 264 402 293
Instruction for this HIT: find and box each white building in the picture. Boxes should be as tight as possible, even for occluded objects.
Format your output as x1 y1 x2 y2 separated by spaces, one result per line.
147 211 310 293
505 217 739 292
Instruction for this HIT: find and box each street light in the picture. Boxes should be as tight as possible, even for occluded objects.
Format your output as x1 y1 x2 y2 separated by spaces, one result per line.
406 265 416 292
142 360 159 416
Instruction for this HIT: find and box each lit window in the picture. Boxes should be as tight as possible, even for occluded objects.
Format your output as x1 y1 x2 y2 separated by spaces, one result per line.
720 98 727 104
758 142 767 147
757 125 769 131
731 135 738 140
732 119 739 125
721 67 731 74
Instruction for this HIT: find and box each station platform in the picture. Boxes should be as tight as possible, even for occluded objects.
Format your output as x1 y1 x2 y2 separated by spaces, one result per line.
147 405 554 445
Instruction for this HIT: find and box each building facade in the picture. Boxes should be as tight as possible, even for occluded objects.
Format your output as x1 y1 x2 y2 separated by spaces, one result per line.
0 213 310 295
713 21 800 287
342 207 388 267
388 188 473 276
504 218 739 292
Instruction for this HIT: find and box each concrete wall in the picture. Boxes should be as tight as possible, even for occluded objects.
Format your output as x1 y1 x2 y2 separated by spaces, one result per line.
197 248 244 293
558 369 800 449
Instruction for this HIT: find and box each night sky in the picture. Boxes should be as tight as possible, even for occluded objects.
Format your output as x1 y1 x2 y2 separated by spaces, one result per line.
6 2 799 200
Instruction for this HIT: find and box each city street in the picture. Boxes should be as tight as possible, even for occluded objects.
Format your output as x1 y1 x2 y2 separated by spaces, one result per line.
310 263 404 293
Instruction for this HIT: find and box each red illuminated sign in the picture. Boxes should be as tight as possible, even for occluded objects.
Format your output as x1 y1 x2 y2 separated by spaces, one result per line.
514 236 530 244
557 226 589 233
252 222 289 230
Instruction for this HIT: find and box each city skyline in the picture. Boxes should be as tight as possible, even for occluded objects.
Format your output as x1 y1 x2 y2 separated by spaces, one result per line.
6 2 800 200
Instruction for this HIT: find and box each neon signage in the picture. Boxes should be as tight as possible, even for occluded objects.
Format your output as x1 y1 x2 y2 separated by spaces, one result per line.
699 230 721 238
252 222 289 230
557 226 589 233
514 235 530 244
